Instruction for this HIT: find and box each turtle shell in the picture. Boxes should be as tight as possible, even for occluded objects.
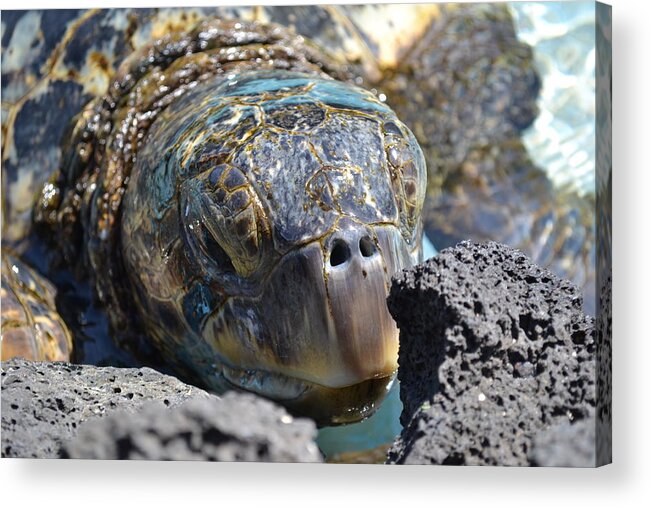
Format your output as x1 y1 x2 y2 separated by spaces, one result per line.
1 252 72 361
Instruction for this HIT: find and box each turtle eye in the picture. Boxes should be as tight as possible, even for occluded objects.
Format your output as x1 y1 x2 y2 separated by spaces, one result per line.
383 121 427 244
181 164 270 280
196 219 237 275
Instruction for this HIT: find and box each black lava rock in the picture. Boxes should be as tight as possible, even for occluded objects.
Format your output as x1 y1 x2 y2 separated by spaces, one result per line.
529 418 596 467
62 393 322 462
386 241 596 466
1 358 211 458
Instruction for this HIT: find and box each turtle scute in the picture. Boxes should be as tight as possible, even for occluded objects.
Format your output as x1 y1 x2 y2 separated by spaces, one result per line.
33 18 354 333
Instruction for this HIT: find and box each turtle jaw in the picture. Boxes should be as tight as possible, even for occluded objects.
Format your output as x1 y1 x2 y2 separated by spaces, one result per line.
206 223 413 425
221 362 396 426
287 374 396 426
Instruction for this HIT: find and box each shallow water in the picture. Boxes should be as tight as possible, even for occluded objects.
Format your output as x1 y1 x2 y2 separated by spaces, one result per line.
510 2 596 197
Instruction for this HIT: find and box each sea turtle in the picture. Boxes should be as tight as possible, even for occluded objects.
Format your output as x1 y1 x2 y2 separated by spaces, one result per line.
1 4 439 426
1 4 594 425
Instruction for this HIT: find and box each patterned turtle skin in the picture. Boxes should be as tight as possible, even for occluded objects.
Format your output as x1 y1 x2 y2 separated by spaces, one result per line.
1 4 596 424
1 4 441 244
118 71 425 423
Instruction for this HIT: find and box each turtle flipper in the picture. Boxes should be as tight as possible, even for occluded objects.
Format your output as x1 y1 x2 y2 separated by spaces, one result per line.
1 253 73 362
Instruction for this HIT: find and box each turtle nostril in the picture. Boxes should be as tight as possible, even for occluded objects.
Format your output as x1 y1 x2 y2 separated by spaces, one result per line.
359 236 376 258
330 240 350 267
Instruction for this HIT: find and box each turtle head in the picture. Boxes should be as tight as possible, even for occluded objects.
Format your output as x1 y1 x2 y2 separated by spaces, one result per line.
121 71 426 425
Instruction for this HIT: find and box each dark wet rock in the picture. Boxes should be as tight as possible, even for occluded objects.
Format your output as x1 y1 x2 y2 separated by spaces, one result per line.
529 418 596 467
421 141 597 316
386 241 596 466
1 358 210 458
62 393 322 462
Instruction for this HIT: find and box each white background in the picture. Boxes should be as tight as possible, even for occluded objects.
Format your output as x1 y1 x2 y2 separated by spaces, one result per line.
2 0 649 505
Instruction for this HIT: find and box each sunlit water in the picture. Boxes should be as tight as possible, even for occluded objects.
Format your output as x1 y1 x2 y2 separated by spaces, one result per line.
511 2 596 197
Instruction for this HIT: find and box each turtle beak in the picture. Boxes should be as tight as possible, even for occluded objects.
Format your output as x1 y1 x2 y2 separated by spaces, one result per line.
208 220 413 425
319 221 400 384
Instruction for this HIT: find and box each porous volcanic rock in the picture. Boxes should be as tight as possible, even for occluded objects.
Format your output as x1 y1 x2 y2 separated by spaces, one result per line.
62 393 322 462
529 418 596 467
2 359 321 462
386 241 596 466
1 358 211 458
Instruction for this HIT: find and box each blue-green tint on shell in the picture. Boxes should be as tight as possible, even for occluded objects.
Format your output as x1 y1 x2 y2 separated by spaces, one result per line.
217 71 394 114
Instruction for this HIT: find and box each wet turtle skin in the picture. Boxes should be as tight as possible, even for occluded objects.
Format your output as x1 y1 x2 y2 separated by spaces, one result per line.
1 4 441 244
1 5 433 426
2 5 595 302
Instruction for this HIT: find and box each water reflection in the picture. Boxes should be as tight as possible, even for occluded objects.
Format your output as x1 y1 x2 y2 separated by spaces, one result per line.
512 2 596 196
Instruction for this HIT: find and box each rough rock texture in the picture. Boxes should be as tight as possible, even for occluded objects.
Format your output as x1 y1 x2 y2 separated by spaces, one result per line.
2 359 321 462
529 418 596 467
1 358 210 458
62 393 322 462
596 274 612 465
386 241 596 466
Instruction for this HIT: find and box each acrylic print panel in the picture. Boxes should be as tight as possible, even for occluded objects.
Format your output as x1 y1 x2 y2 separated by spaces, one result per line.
0 2 611 466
